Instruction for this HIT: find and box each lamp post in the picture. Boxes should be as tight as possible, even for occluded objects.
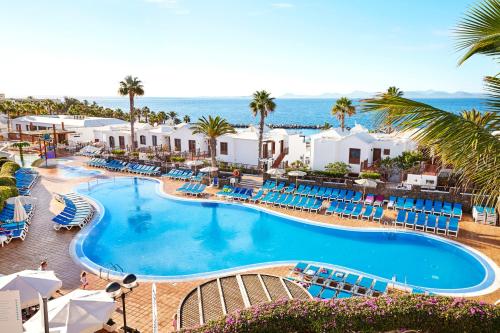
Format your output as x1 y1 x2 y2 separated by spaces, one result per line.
105 274 138 333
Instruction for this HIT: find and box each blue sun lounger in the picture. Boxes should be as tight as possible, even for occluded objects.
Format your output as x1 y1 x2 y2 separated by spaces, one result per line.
415 213 427 231
292 262 309 273
442 202 453 216
343 274 359 291
322 187 332 199
426 214 437 233
287 195 301 209
373 206 384 223
320 288 336 299
308 284 323 298
433 201 443 215
405 211 416 229
436 215 448 235
249 190 265 202
362 205 374 220
295 184 305 195
371 281 388 296
395 197 405 210
314 268 333 283
325 201 338 215
308 186 319 197
316 187 326 198
344 190 354 202
281 194 295 207
414 199 424 212
356 277 374 295
351 192 362 203
350 204 363 219
341 203 355 217
275 182 285 192
447 217 459 237
424 199 433 213
329 189 340 200
336 291 352 298
395 210 406 227
404 198 415 211
452 203 462 219
295 196 309 210
337 189 347 201
387 196 396 209
284 183 295 194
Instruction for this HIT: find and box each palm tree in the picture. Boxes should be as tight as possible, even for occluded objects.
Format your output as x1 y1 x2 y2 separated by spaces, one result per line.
362 0 500 206
385 86 404 97
167 111 178 120
118 76 144 150
183 115 191 123
249 90 276 169
12 141 30 166
455 0 500 65
191 116 235 169
157 111 167 124
141 106 151 123
331 97 356 132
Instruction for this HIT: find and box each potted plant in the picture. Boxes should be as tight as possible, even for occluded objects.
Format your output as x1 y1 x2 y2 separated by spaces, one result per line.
103 318 117 332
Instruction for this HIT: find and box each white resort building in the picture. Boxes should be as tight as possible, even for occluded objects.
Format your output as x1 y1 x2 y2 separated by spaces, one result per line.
10 115 417 173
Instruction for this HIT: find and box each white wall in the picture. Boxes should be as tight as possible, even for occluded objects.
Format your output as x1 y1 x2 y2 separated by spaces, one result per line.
286 134 307 164
216 137 258 165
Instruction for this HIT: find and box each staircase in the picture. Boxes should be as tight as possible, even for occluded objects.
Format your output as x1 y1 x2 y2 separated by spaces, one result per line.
271 149 288 168
239 175 263 188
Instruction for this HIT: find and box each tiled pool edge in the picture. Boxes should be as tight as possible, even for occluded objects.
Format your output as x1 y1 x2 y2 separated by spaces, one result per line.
69 176 500 297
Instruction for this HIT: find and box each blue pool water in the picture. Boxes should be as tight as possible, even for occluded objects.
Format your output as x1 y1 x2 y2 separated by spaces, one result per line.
74 178 494 292
57 163 103 179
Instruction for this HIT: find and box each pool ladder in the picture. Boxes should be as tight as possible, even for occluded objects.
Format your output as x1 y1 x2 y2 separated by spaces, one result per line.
99 262 124 280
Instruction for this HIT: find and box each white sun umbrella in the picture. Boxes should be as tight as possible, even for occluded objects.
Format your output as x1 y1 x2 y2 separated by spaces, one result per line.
24 289 116 333
13 197 28 227
186 160 204 173
355 178 378 197
287 170 307 187
266 168 285 184
200 166 219 185
0 270 62 308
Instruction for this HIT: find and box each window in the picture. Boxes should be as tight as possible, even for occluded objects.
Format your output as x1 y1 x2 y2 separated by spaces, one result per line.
25 125 30 131
109 136 115 148
188 140 196 153
94 139 100 143
271 141 276 154
139 135 146 145
348 148 361 164
174 138 181 151
383 149 390 155
220 142 228 155
152 135 157 146
15 124 21 131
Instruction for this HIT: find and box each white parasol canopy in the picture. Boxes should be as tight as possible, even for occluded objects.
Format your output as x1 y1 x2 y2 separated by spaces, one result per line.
200 166 218 173
266 168 285 176
13 197 28 223
23 289 116 333
0 270 62 308
287 170 307 177
186 160 204 167
355 178 378 188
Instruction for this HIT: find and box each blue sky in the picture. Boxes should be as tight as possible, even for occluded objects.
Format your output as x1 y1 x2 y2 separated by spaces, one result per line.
0 0 496 97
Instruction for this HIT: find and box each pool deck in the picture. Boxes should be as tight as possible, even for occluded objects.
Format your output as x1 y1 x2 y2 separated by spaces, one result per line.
0 156 498 332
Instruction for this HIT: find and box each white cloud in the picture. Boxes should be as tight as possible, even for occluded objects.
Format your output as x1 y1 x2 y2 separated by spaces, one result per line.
271 3 294 9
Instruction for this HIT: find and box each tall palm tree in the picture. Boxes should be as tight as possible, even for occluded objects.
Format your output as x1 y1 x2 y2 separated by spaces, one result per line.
167 111 178 120
141 106 151 123
249 90 276 169
331 97 356 132
118 75 144 150
191 116 235 169
362 0 500 206
183 115 191 123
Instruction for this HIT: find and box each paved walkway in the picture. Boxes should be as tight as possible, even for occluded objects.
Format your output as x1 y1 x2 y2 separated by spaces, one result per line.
0 156 498 333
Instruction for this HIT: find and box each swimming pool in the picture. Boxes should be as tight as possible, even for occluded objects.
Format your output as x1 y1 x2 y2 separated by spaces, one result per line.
54 160 103 179
71 177 498 294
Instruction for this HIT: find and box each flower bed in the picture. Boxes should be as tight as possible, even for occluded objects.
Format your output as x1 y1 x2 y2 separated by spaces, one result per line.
180 295 499 333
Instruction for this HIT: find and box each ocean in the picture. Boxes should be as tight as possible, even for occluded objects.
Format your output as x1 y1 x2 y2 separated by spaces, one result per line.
84 97 486 129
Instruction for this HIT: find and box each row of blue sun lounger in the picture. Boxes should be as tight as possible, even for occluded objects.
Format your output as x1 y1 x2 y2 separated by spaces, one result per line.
87 158 161 176
15 168 39 196
176 183 207 196
52 193 95 230
288 263 389 299
216 186 255 200
263 181 364 202
388 196 462 219
254 191 324 211
0 202 36 242
325 201 384 222
394 210 459 237
164 169 205 182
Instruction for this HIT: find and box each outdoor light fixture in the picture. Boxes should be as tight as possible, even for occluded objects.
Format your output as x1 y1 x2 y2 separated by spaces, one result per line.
105 273 138 333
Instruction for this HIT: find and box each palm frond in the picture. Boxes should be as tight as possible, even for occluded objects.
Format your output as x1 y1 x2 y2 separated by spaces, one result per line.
454 0 500 65
362 96 500 205
484 74 500 114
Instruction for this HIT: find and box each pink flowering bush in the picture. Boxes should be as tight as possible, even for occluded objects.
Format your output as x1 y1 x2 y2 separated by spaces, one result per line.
180 295 499 333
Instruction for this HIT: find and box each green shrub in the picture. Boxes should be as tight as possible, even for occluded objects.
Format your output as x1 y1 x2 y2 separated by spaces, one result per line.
1 161 20 175
111 149 125 156
182 295 499 333
0 176 16 186
0 186 19 207
360 172 381 179
324 162 351 176
171 156 186 162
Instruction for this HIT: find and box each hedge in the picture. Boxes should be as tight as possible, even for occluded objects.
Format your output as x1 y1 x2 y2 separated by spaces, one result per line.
1 161 20 175
360 172 381 180
0 186 19 202
0 176 16 186
180 295 499 333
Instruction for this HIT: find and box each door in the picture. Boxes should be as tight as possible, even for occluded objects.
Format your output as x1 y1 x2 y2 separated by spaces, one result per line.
262 143 268 158
188 140 196 153
118 136 125 149
280 140 284 153
373 148 382 164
